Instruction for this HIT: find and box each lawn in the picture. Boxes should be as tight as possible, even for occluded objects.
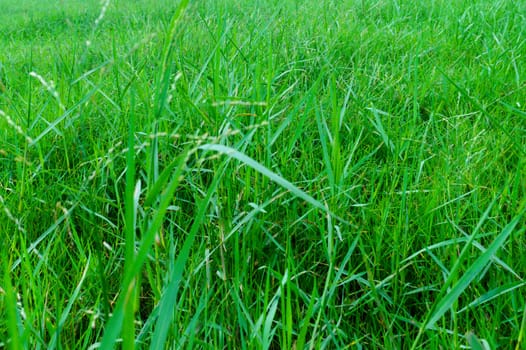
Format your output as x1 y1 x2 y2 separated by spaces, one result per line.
1 0 525 348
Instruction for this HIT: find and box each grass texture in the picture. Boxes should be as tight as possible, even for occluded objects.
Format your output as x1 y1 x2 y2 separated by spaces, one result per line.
1 0 525 348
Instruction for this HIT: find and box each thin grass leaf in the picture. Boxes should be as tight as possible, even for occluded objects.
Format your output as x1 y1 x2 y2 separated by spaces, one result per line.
295 284 317 350
426 214 523 329
48 256 91 350
198 144 346 223
3 258 23 350
467 332 491 350
11 204 76 271
154 0 190 119
459 281 526 313
438 67 525 156
403 237 468 263
411 197 498 349
517 305 526 350
403 231 520 280
149 160 229 349
500 101 526 118
327 236 359 300
28 85 101 146
281 75 323 154
366 107 394 154
178 290 210 349
99 149 189 349
315 102 335 191
123 88 138 350
263 286 281 349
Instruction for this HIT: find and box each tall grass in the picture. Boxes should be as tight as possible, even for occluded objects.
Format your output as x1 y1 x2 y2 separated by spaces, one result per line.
1 0 525 348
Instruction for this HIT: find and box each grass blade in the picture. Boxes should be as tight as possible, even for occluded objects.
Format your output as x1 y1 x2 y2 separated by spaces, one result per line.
149 160 229 349
122 88 138 350
99 149 189 349
517 303 526 350
366 107 394 154
198 144 346 223
426 213 523 329
467 332 491 350
3 256 23 350
458 280 526 313
48 257 91 350
295 283 317 350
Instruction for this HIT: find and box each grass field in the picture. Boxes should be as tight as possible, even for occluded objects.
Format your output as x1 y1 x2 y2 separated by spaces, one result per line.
1 0 525 348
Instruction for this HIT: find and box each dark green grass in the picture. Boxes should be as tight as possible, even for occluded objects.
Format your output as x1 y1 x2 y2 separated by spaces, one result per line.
1 0 525 348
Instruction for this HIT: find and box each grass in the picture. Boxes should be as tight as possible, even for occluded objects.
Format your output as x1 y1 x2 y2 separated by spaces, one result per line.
0 0 525 348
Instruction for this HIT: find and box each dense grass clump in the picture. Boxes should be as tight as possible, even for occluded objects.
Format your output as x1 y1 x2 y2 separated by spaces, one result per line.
1 0 525 348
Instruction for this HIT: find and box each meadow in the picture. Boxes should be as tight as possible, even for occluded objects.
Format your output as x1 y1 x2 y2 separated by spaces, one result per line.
1 0 525 348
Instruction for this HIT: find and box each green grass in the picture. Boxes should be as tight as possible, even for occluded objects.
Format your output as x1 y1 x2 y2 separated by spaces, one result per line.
1 0 525 348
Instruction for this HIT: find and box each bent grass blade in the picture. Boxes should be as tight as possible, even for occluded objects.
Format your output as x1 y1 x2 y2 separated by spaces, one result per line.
199 143 347 224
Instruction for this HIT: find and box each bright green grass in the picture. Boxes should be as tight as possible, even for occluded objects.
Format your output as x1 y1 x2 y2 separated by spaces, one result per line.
1 0 525 348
